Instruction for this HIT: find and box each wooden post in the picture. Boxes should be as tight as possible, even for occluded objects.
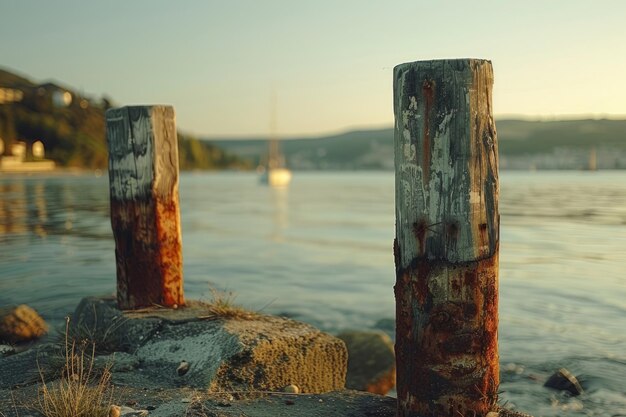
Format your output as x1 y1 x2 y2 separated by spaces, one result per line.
393 59 499 417
105 105 184 310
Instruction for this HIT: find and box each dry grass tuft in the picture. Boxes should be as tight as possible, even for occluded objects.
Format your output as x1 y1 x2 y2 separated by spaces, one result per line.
184 393 210 417
36 318 114 417
202 287 258 321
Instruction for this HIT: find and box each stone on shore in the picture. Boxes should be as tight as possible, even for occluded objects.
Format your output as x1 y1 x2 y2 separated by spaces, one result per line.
337 330 395 395
72 296 347 393
0 305 48 344
544 368 584 396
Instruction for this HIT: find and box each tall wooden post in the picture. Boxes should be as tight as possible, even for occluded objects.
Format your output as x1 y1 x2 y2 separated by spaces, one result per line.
393 59 499 417
105 105 184 310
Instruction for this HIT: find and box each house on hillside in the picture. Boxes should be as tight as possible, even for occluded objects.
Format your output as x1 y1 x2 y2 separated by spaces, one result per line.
0 88 24 104
0 138 55 172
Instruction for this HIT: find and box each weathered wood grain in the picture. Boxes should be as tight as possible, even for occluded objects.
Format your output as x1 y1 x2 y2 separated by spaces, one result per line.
106 106 184 310
393 59 499 417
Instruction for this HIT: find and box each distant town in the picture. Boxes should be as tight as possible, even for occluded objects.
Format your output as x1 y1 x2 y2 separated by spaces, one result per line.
209 119 626 171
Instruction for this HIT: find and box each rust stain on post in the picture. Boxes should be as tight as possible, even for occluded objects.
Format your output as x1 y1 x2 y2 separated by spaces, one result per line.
155 197 183 306
106 106 184 310
394 254 500 417
394 59 499 417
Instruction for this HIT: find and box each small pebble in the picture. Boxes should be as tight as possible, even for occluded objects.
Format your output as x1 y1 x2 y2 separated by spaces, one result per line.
177 360 190 376
284 384 300 394
119 406 149 416
109 405 121 417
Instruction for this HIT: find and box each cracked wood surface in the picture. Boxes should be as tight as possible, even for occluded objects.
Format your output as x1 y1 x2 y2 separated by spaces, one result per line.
394 59 500 417
106 106 184 310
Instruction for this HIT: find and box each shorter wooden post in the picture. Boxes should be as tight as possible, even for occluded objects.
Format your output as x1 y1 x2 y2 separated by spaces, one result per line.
106 105 184 310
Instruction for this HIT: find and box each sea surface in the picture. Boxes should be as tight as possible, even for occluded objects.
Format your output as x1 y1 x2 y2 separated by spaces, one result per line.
0 171 625 416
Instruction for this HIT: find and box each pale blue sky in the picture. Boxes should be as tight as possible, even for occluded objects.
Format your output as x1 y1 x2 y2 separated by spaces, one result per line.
1 0 625 136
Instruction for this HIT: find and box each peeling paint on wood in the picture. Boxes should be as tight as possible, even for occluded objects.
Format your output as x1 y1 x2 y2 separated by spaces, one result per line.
106 106 184 310
393 59 499 417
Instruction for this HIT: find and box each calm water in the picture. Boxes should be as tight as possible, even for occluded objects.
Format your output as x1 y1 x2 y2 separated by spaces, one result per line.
0 171 625 416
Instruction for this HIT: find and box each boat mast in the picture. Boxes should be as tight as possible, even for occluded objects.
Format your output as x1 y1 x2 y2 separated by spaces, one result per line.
268 89 280 169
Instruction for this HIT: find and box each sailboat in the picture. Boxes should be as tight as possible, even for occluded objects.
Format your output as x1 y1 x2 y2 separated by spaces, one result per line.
259 92 292 187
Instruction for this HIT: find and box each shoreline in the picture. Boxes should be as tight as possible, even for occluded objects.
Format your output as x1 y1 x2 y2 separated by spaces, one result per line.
0 298 534 417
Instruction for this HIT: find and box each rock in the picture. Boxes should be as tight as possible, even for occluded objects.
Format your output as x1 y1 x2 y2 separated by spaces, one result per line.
71 296 162 352
136 316 346 393
337 330 395 395
74 296 347 393
0 305 48 343
109 405 121 417
544 368 584 396
0 344 16 357
284 384 300 393
94 352 140 373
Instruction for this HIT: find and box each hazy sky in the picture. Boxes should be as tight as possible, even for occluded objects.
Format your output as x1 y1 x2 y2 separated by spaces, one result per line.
1 0 625 137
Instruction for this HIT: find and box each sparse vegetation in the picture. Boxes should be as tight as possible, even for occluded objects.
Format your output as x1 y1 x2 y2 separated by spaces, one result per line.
178 132 252 171
60 315 127 355
203 287 258 320
36 318 114 417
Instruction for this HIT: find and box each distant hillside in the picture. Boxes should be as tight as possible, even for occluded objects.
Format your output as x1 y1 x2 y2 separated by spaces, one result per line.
207 119 626 170
211 128 394 170
0 68 250 170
